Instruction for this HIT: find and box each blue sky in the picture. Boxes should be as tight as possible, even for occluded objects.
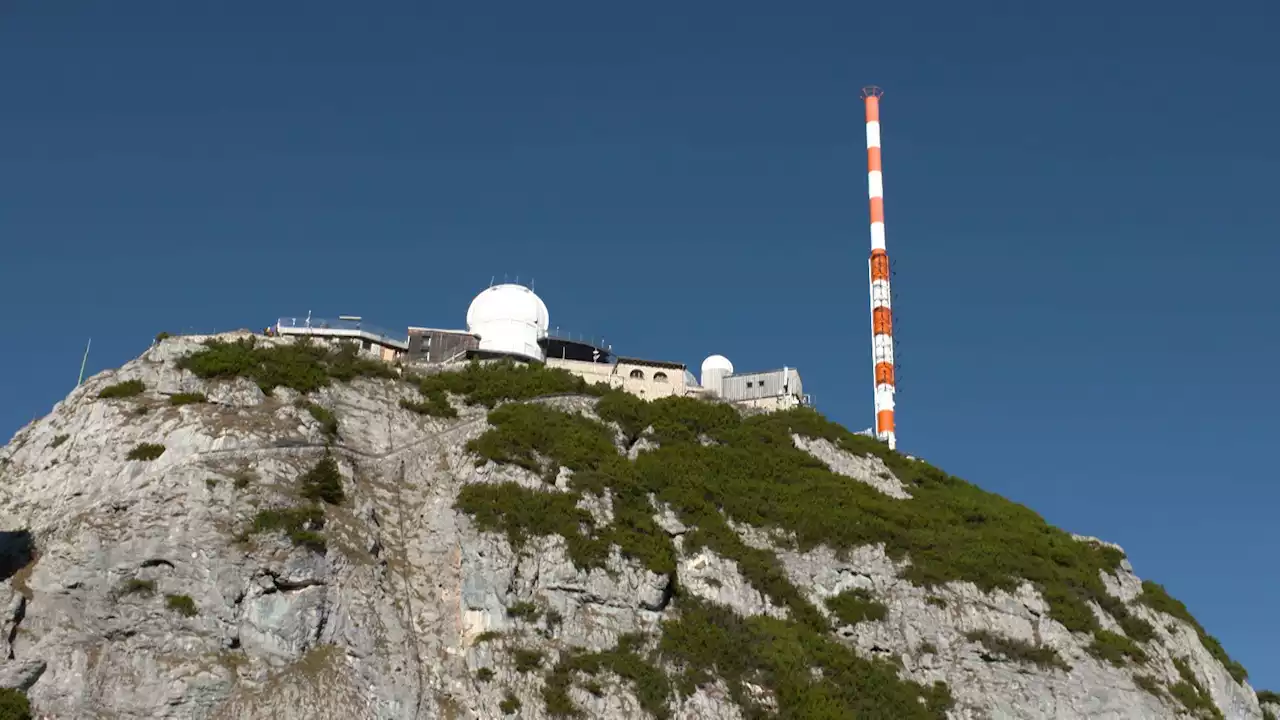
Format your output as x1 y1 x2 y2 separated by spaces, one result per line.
3 0 1277 691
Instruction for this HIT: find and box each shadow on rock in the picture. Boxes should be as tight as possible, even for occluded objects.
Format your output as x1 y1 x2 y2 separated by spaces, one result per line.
0 531 34 582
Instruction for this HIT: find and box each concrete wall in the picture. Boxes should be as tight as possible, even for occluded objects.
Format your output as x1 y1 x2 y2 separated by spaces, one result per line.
547 358 690 400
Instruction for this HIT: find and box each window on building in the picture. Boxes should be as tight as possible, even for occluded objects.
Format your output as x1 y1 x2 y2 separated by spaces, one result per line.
653 372 668 383
629 369 645 380
746 381 754 388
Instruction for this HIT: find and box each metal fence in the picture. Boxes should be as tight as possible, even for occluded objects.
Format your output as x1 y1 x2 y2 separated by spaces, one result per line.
544 327 612 351
275 317 407 346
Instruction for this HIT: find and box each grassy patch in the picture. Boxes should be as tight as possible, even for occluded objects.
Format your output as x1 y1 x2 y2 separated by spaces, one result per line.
165 593 198 617
118 578 155 596
1260 690 1280 705
925 596 948 609
825 588 888 627
303 402 338 438
1134 674 1165 700
1170 656 1225 720
543 634 670 719
966 630 1070 672
506 601 542 622
512 649 544 673
1139 581 1247 683
176 337 394 395
126 443 166 461
48 434 69 449
99 379 145 399
441 364 1246 719
0 688 32 720
1085 629 1148 667
249 506 327 553
473 630 503 645
410 360 606 417
299 452 345 505
476 667 495 682
660 597 951 718
499 692 521 714
169 392 208 406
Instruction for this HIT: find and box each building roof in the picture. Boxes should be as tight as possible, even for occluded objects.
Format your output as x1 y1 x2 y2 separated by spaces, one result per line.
615 356 687 370
407 326 477 337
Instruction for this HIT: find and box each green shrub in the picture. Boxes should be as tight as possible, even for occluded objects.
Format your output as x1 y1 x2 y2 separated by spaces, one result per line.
165 594 198 617
155 331 172 342
299 452 344 505
825 588 888 627
443 364 1247 719
0 687 32 720
543 634 670 719
499 692 521 714
507 601 542 622
474 630 503 645
169 392 208 406
476 667 495 682
1133 674 1165 699
304 402 339 438
400 395 456 419
1264 708 1277 720
467 403 618 481
966 630 1070 671
1139 581 1247 683
48 434 69 449
1260 690 1280 705
513 649 543 673
249 506 327 553
926 596 948 609
126 443 166 461
1170 656 1224 720
99 379 145 399
175 337 392 395
456 482 609 569
119 578 155 596
660 597 951 718
1086 629 1148 667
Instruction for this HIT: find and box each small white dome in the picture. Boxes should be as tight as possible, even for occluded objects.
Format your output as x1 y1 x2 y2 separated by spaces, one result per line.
700 354 733 394
701 355 733 375
466 283 549 359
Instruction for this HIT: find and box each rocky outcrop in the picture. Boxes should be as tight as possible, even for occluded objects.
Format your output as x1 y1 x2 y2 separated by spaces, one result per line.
0 332 1269 719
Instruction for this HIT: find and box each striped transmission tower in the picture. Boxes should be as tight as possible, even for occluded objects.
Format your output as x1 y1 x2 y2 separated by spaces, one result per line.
862 86 897 450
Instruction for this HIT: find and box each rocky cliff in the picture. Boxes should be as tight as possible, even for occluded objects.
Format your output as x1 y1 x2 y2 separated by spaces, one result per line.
0 332 1272 719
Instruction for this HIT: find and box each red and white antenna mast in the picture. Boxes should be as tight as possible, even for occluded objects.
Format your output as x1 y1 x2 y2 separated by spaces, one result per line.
862 86 897 450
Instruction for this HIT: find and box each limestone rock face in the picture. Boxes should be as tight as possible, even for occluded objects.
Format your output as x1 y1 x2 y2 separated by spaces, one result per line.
0 333 1269 719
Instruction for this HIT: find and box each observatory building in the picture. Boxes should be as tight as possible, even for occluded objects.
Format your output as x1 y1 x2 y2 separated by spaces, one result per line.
272 282 810 412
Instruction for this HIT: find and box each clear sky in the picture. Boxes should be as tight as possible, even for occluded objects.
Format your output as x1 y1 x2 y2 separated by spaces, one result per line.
2 0 1277 692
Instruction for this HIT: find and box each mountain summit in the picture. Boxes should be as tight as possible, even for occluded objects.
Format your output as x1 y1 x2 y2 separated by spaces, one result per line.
0 332 1272 719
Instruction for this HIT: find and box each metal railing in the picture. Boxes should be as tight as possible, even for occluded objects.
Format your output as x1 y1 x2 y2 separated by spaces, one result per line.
543 327 612 351
275 317 407 346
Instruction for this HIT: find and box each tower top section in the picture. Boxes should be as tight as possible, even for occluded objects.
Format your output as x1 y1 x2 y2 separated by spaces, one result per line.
861 86 884 100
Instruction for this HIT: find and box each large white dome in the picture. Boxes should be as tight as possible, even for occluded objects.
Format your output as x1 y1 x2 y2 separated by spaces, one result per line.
465 283 550 360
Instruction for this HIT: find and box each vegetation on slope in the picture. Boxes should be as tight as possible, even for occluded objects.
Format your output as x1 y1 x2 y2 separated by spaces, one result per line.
1138 580 1247 683
0 687 32 720
176 336 394 394
163 341 1244 716
436 362 1248 717
966 630 1070 672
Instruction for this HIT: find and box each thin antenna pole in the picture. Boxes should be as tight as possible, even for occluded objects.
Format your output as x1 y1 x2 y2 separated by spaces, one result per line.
862 86 897 451
77 338 92 387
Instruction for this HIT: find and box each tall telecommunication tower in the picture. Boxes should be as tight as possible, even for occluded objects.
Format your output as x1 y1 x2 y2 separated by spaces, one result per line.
862 86 897 450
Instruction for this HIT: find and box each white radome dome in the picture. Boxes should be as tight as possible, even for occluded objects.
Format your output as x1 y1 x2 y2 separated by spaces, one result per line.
466 283 550 360
700 354 733 394
701 354 733 376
